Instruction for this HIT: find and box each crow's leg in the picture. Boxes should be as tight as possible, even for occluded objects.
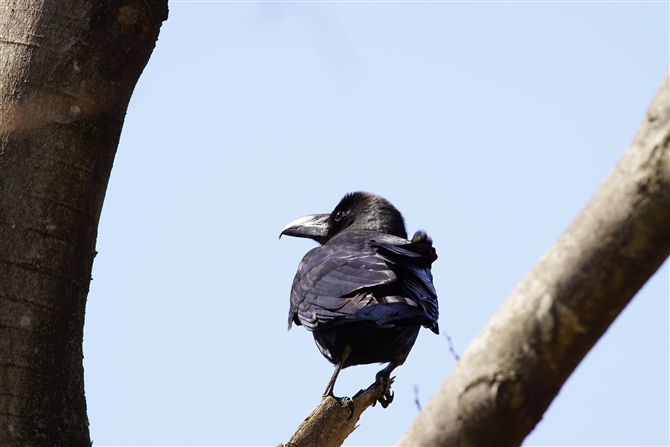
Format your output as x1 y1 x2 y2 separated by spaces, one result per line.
322 360 344 399
322 345 350 399
374 362 397 408
322 345 354 417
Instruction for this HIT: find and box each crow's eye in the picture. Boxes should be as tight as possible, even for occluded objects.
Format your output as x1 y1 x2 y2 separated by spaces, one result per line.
333 211 344 221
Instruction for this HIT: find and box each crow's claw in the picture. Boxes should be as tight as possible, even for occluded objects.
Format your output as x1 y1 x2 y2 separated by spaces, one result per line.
378 389 394 408
374 373 396 408
337 396 355 419
323 393 355 419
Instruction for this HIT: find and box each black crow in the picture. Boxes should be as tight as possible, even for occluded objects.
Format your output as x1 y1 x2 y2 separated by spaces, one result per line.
280 192 439 407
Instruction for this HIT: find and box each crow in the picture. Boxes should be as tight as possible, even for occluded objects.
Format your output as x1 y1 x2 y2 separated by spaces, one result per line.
280 192 439 407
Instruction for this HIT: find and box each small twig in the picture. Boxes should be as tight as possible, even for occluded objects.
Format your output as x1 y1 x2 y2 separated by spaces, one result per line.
444 332 460 361
413 384 422 412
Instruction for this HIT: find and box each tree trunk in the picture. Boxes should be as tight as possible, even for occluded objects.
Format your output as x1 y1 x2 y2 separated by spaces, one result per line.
0 1 168 445
397 72 670 446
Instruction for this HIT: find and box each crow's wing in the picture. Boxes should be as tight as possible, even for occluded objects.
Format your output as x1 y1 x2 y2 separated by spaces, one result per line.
370 231 439 332
288 231 438 332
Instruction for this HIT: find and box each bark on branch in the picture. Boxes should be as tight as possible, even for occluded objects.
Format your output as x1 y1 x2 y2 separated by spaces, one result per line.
0 1 167 444
280 380 393 447
397 72 670 446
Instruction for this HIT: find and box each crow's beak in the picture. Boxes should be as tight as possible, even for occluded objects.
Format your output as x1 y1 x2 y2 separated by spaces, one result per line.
279 213 330 241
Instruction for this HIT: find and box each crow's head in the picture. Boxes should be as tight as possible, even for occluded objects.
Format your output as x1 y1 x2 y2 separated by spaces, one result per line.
280 192 407 245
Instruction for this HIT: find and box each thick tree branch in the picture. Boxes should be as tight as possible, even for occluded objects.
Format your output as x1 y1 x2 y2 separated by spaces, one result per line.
397 72 670 446
0 1 167 444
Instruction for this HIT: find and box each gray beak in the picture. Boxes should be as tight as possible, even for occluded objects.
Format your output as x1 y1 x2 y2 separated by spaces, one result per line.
279 213 330 240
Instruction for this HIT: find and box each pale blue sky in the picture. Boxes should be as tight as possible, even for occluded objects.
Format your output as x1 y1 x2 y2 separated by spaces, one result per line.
84 2 668 445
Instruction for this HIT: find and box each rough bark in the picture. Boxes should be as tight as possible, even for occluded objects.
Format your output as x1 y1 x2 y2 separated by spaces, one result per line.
397 72 670 446
0 1 168 445
281 380 393 447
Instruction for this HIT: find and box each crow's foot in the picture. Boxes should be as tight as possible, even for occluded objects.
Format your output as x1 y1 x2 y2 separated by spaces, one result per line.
337 396 355 419
373 372 395 408
323 393 355 419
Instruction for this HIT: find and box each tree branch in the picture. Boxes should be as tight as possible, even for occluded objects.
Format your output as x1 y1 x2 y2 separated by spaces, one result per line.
0 1 168 444
397 72 670 446
281 380 393 447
